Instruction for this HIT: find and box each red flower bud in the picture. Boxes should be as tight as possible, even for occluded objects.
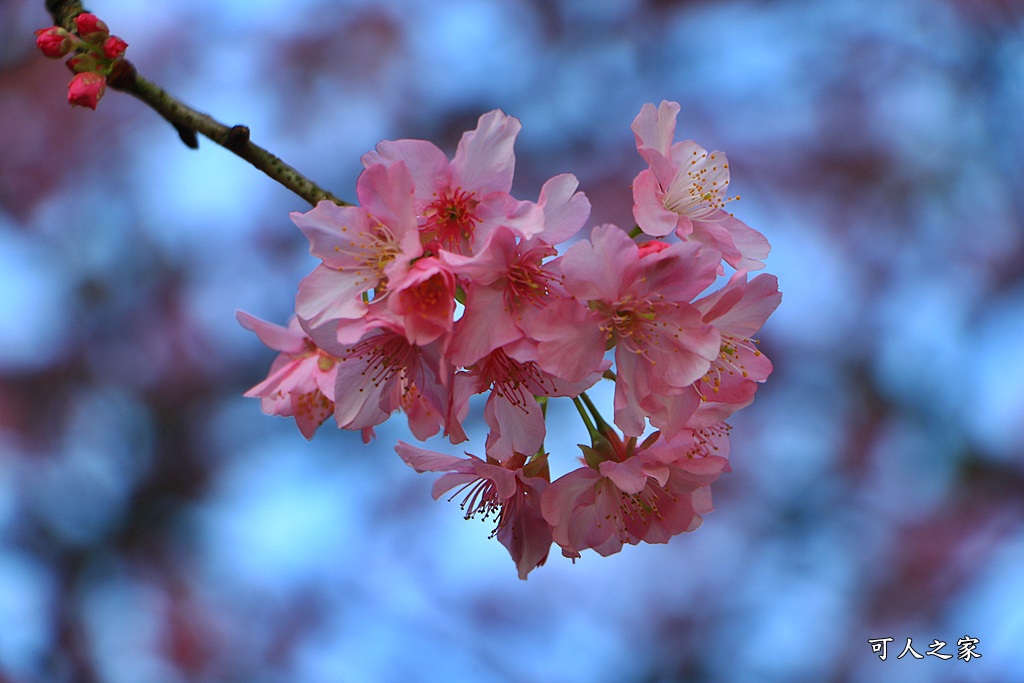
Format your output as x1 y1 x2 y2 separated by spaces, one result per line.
67 72 107 109
74 13 109 41
34 26 72 58
102 35 128 59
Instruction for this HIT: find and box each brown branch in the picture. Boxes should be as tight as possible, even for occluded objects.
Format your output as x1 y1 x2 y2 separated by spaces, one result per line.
46 0 83 32
45 0 348 208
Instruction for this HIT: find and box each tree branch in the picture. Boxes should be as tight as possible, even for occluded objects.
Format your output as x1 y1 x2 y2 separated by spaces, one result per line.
46 0 83 32
45 0 348 208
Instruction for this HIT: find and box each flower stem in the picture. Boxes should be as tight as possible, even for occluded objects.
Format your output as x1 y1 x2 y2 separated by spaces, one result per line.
579 391 613 437
572 396 599 441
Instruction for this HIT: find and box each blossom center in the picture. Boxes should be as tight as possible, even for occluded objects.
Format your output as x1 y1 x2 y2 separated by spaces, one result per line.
330 218 402 289
479 350 552 410
423 187 480 253
597 296 665 355
505 259 558 311
685 423 731 458
406 272 449 313
700 334 759 395
344 331 416 390
452 478 502 525
662 150 735 220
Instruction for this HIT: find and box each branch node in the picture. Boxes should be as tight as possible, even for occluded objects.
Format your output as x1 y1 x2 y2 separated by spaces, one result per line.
174 124 200 149
227 125 251 149
106 59 137 90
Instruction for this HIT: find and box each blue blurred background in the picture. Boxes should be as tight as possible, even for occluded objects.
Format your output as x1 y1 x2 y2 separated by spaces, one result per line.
2 0 1023 681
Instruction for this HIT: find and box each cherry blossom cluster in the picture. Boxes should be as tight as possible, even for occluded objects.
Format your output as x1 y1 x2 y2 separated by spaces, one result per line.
240 101 781 578
34 13 128 109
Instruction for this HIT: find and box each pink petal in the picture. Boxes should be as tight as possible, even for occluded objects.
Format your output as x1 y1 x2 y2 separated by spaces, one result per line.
452 109 520 195
537 173 591 244
718 213 770 270
631 100 679 159
560 224 636 302
672 454 729 483
290 202 370 269
236 311 306 354
484 391 545 462
695 272 781 337
439 225 516 285
474 193 546 245
355 161 416 233
695 270 749 322
496 476 552 580
331 352 392 430
632 169 678 237
431 471 480 500
295 265 369 329
641 387 702 441
395 440 474 473
643 305 720 389
527 298 607 384
388 258 455 346
719 273 782 336
612 351 648 437
634 239 720 302
448 285 523 368
363 138 451 203
598 457 650 495
292 392 334 440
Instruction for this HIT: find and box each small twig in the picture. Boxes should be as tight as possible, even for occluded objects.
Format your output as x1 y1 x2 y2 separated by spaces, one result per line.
45 0 348 208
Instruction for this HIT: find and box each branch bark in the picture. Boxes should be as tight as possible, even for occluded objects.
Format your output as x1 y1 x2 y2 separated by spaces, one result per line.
45 0 348 208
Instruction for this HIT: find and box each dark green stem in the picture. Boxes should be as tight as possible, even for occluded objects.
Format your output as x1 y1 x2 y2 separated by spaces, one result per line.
579 391 613 436
572 396 599 441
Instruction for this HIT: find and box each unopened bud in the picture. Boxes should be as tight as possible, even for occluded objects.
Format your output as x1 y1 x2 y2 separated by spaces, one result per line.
34 27 72 58
67 72 106 109
74 13 109 42
66 52 101 74
102 35 128 60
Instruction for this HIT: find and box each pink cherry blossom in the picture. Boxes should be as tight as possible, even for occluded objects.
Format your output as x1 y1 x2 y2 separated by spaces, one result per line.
361 110 544 255
541 429 729 558
237 312 338 439
291 162 421 330
632 100 770 271
558 224 721 435
628 271 782 437
442 227 563 367
436 174 588 367
395 442 552 580
692 271 782 419
326 318 450 441
387 256 456 346
448 338 608 460
230 101 781 576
